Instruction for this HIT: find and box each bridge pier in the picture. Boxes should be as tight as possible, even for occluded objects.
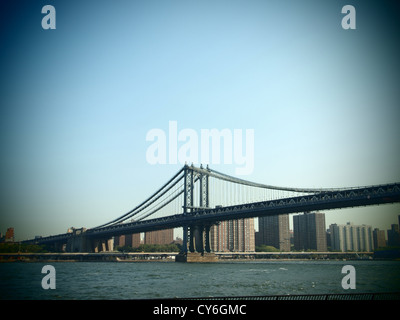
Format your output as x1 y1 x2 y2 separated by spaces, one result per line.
66 228 89 252
65 228 113 253
188 224 212 254
204 224 211 253
92 238 113 253
177 223 216 262
182 225 188 253
189 225 204 253
51 242 65 252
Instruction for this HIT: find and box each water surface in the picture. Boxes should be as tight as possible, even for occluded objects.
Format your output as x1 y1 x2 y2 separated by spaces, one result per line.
1 260 399 299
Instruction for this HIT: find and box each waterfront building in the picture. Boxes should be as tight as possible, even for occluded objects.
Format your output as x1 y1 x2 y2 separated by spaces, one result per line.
145 229 174 245
114 233 142 248
125 233 141 247
5 227 14 242
373 228 386 249
257 214 290 251
114 234 126 247
329 222 374 252
387 224 400 247
293 212 327 252
358 224 374 251
210 218 255 252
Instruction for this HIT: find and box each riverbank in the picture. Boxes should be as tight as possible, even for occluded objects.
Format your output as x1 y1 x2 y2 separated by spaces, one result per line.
217 252 375 260
0 251 387 262
0 252 177 262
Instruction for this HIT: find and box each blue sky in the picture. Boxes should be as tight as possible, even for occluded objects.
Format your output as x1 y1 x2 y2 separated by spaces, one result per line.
1 0 399 240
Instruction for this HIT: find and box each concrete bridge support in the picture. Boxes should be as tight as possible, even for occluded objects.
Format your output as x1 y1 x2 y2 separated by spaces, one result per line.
66 236 113 253
188 224 212 254
66 234 90 252
65 228 113 253
177 223 216 262
51 242 65 252
92 238 114 253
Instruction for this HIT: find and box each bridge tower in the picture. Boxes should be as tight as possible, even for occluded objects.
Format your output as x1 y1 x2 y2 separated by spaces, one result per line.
180 164 214 261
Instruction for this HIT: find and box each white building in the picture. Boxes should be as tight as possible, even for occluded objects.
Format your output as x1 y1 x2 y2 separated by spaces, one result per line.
329 222 374 252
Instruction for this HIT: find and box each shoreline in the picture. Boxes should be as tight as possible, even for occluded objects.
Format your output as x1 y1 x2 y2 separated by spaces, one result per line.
1 251 397 263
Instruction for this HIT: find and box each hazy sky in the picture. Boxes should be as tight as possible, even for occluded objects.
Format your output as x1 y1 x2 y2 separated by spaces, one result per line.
1 0 399 240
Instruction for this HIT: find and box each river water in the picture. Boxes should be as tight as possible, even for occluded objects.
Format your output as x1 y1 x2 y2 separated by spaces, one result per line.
1 260 399 300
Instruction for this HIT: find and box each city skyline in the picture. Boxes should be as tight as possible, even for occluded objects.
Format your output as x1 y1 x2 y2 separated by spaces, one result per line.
1 1 399 241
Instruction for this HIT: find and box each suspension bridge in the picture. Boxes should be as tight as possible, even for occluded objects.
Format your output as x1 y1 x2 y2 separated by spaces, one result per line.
25 164 400 258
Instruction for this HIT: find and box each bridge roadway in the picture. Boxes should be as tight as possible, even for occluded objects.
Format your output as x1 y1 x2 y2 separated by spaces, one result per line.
29 182 400 246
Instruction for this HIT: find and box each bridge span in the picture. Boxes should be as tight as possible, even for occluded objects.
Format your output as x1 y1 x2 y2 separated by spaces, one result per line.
24 165 400 254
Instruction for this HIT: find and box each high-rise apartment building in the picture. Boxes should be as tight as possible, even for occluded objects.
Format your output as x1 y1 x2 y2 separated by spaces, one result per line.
114 233 142 248
114 235 125 247
210 218 255 252
329 222 374 252
125 233 141 247
257 214 290 251
373 228 386 249
293 212 327 252
5 227 14 242
145 229 174 245
358 225 374 251
387 224 400 247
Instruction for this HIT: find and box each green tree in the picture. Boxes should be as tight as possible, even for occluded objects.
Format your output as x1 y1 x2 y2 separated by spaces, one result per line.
255 245 279 252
